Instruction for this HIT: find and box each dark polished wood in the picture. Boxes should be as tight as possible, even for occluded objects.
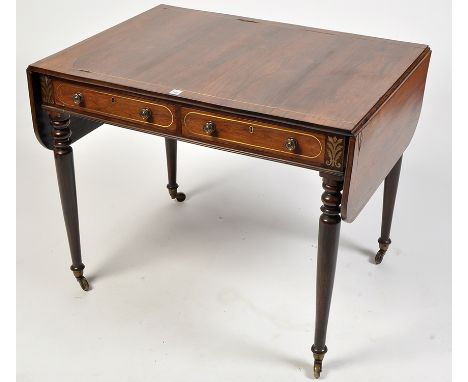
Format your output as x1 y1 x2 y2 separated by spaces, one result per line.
375 156 403 264
26 5 431 222
53 79 177 133
50 111 89 291
26 5 431 378
165 138 186 202
28 71 102 150
28 5 427 131
181 107 326 167
312 173 343 379
342 51 430 221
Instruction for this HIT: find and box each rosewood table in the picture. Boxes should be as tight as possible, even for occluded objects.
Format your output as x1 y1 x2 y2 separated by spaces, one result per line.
26 5 431 378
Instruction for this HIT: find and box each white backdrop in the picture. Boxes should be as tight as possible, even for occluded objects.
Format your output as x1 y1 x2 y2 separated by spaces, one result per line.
17 1 451 381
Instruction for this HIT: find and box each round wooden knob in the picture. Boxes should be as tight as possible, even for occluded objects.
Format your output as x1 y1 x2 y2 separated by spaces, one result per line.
203 121 216 135
72 92 83 105
139 107 152 121
285 137 298 151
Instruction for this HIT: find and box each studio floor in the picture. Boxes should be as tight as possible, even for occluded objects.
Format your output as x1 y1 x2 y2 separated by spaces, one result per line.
17 123 451 382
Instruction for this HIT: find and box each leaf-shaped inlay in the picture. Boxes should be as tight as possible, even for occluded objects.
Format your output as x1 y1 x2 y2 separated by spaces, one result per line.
40 75 54 104
325 136 343 168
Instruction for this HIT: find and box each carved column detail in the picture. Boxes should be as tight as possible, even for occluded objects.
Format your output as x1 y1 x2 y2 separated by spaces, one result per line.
51 113 72 155
319 176 343 224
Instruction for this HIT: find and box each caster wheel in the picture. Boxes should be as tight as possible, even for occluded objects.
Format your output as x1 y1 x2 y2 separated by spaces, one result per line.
314 363 321 379
176 192 186 202
77 276 90 291
375 250 385 264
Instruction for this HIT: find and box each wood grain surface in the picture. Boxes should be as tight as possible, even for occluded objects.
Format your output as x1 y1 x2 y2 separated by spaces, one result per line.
29 4 428 130
53 79 176 131
27 4 431 222
181 107 325 167
342 50 431 222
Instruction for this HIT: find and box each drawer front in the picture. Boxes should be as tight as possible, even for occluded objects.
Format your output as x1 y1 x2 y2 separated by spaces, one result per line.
53 80 176 131
181 108 325 166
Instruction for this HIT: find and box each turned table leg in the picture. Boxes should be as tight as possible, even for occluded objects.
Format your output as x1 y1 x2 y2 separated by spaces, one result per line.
311 173 343 378
375 156 402 264
165 138 186 202
51 112 89 291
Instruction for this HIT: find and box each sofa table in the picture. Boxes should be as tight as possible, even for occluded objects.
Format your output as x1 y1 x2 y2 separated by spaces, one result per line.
26 5 431 378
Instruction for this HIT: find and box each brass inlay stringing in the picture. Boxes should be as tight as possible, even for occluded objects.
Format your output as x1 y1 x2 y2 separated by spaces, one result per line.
325 136 344 168
55 83 174 128
183 111 323 160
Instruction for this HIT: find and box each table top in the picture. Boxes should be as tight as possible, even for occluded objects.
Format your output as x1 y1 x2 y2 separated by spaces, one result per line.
30 4 429 133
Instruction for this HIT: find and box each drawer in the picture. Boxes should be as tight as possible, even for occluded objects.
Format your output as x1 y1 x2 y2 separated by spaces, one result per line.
52 80 176 131
181 108 325 166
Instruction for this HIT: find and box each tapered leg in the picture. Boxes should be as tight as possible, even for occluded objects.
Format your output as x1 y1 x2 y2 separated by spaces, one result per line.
311 173 343 378
375 156 402 264
165 138 186 202
50 112 89 291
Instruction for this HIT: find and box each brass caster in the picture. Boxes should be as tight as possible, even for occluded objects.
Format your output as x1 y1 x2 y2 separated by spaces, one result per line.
175 192 186 202
77 276 90 291
375 250 385 264
168 185 186 202
314 362 322 379
312 345 326 379
72 269 90 291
